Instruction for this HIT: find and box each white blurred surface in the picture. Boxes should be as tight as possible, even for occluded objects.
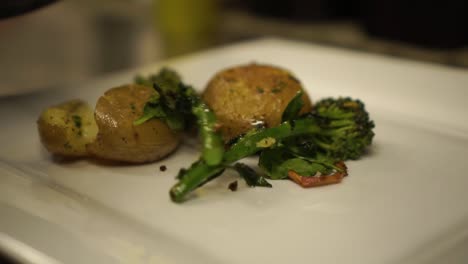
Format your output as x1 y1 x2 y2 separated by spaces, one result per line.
0 1 162 96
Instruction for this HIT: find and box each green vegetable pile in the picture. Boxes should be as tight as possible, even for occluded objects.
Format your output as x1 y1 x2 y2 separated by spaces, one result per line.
135 69 224 166
136 68 375 203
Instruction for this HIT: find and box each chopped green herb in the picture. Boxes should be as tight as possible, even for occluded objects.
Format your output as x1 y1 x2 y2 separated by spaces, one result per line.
271 80 288 93
277 81 287 87
71 115 82 128
271 87 282 93
256 87 264 93
71 115 83 137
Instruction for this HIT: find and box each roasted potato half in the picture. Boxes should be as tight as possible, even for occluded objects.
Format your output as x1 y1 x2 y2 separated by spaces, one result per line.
37 99 98 156
202 63 312 142
86 84 181 163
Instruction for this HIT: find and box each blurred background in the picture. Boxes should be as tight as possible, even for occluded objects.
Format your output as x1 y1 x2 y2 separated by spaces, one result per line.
1 0 467 96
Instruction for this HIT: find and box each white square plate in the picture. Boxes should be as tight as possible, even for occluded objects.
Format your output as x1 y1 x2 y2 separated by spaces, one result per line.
1 38 468 264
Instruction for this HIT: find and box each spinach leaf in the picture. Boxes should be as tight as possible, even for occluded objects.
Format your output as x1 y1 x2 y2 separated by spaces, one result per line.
233 163 272 188
281 90 304 122
259 147 338 180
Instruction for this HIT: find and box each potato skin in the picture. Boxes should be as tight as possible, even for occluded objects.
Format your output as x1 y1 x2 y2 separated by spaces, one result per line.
37 100 98 157
86 84 180 163
202 63 312 142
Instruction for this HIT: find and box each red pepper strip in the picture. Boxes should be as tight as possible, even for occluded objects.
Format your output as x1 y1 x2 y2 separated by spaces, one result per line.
288 161 348 188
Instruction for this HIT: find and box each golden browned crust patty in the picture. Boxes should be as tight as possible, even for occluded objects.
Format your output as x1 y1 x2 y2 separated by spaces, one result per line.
202 63 312 142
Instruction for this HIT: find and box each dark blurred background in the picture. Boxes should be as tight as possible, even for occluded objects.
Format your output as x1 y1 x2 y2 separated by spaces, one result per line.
0 0 467 96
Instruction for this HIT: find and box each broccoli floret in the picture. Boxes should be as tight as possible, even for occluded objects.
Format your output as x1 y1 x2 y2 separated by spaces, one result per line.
300 97 375 161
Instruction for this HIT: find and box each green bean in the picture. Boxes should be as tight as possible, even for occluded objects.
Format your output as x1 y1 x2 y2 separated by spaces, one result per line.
191 100 224 166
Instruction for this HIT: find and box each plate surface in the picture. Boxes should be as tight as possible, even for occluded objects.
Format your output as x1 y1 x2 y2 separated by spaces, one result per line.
1 38 468 264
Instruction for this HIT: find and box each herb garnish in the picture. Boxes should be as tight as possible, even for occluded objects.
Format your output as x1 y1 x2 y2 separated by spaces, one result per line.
71 115 82 128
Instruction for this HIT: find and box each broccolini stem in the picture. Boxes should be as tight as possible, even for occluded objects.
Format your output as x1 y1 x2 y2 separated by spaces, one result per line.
170 161 225 203
224 118 321 162
170 118 321 202
187 91 224 166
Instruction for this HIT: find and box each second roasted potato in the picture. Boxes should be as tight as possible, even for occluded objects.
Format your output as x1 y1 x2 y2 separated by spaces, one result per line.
86 84 181 163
